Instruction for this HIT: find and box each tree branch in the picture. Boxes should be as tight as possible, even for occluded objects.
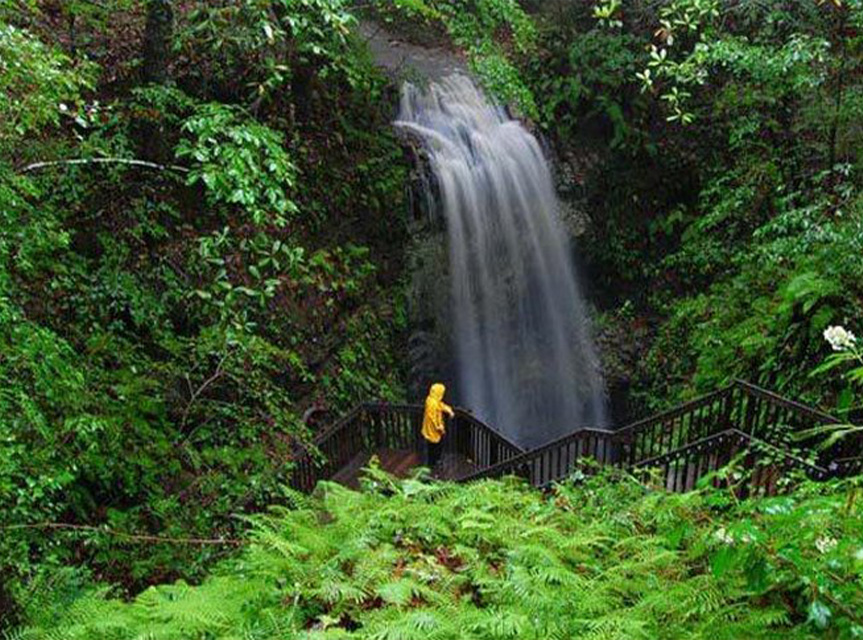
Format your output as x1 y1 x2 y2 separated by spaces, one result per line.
180 352 230 432
3 522 245 546
18 157 190 174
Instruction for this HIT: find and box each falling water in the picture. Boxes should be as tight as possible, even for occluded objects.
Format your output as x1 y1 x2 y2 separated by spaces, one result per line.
396 75 607 448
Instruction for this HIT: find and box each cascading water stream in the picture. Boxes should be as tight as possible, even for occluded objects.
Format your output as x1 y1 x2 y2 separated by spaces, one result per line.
396 75 607 448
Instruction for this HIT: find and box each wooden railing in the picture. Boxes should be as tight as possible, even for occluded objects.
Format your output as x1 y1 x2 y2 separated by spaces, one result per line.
290 405 369 493
460 428 616 486
632 429 830 494
614 386 733 466
459 381 859 493
291 381 862 494
730 381 863 476
289 403 523 492
444 408 526 469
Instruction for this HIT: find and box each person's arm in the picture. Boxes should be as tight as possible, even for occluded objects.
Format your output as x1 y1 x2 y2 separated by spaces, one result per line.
442 402 454 418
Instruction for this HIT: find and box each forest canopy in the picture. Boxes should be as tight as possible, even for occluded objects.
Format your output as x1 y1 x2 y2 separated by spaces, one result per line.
2 0 863 636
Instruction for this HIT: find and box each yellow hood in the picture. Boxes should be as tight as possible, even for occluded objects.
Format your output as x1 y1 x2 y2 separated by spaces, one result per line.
421 383 454 443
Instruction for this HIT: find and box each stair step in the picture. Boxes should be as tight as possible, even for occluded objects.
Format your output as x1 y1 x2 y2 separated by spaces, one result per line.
329 449 420 489
328 448 476 489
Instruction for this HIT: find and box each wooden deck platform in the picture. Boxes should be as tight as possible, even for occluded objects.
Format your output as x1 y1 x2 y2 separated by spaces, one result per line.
329 448 479 489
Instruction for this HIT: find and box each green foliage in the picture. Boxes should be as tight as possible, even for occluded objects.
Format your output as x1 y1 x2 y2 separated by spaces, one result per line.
469 49 536 119
640 166 863 406
176 103 299 226
177 0 363 105
529 28 641 145
527 0 863 413
13 470 863 638
281 0 356 61
0 0 410 618
373 0 538 117
319 304 409 407
633 0 720 123
439 0 537 117
593 0 623 29
806 324 863 429
0 22 95 139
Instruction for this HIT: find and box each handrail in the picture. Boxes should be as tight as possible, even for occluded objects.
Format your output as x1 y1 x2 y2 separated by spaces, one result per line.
632 429 739 470
302 404 365 450
457 428 616 484
290 401 524 492
290 380 857 495
731 380 841 425
456 381 848 491
452 407 525 454
634 428 829 477
615 385 733 435
352 402 524 453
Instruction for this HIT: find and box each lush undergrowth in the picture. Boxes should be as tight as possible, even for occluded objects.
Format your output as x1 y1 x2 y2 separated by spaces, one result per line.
6 0 863 635
521 1 863 417
10 467 863 639
0 0 550 616
1 0 412 609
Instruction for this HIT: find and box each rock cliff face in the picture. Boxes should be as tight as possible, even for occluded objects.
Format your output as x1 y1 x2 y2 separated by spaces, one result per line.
405 222 456 400
554 145 647 425
554 149 603 240
357 20 464 401
358 20 467 82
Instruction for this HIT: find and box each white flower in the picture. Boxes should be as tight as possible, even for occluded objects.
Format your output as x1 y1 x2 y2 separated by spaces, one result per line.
714 527 734 545
815 536 838 554
823 325 857 352
58 103 68 113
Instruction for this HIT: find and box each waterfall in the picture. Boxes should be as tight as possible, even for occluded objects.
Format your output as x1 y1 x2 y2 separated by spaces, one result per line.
396 75 607 448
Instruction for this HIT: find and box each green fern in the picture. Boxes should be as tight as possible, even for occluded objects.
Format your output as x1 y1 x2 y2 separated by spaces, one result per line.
12 468 863 639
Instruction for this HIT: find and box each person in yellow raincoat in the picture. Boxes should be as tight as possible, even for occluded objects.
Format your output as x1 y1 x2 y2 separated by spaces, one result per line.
422 383 454 469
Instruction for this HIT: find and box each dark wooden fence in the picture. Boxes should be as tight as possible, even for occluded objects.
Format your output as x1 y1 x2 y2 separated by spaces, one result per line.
459 381 860 493
291 381 862 494
289 403 523 492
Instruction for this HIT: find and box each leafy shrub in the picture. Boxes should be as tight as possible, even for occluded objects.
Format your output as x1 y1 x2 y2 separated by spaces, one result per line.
0 0 410 616
176 103 299 226
0 23 95 139
175 0 361 103
12 468 863 638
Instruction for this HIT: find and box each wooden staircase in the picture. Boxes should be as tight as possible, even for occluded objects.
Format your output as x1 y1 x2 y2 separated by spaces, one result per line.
330 449 420 488
290 381 863 496
329 450 480 488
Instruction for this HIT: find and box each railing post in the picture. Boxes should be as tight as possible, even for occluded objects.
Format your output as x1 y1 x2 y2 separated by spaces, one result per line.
721 385 735 432
413 407 422 456
368 403 383 451
608 433 618 466
743 389 757 436
490 434 499 467
457 413 470 460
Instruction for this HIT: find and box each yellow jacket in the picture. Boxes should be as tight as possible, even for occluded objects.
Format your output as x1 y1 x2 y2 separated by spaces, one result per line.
421 383 454 443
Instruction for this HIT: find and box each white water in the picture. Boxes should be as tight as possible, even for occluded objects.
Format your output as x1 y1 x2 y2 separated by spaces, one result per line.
396 75 607 448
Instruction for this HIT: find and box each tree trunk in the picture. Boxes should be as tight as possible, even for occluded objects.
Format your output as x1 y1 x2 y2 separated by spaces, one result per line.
142 0 173 85
828 9 848 172
139 0 174 162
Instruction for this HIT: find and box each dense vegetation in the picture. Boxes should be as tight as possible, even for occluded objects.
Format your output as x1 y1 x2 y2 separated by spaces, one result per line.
1 0 411 616
12 468 863 639
3 0 863 635
521 1 863 415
